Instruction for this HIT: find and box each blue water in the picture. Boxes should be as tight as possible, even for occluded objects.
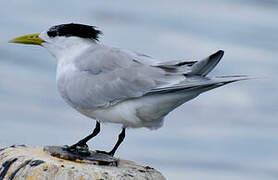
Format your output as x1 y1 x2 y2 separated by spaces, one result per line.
1 0 278 179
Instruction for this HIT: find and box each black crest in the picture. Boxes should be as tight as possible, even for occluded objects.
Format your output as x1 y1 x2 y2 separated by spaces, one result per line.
47 23 102 41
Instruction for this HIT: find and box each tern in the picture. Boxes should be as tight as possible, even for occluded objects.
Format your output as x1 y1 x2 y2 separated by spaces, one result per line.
9 23 250 156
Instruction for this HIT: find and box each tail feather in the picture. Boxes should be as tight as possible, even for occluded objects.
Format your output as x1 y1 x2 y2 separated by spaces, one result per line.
188 50 224 76
186 75 252 94
149 75 252 94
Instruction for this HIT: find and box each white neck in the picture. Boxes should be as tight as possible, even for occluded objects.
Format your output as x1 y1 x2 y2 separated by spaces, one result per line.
41 36 97 62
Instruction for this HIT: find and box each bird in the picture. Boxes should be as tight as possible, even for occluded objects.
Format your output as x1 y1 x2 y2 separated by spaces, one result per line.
9 23 250 156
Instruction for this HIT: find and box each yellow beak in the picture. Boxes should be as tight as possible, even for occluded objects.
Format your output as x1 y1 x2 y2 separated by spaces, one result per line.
9 33 45 45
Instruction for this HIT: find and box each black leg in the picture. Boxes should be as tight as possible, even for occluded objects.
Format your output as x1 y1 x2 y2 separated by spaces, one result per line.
97 128 126 156
67 121 100 152
109 128 126 156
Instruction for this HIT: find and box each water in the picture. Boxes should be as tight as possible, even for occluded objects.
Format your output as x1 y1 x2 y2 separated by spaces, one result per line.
0 0 278 179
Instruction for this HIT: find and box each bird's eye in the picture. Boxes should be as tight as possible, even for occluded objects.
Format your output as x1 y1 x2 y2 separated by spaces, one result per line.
47 30 58 37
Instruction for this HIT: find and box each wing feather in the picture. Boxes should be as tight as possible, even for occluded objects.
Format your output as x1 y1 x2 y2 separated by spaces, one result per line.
58 47 248 109
60 47 183 109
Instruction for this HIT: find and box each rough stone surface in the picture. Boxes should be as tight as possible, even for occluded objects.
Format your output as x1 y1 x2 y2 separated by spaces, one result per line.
0 145 166 180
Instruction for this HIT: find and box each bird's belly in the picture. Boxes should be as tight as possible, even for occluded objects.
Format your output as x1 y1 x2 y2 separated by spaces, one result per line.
79 92 199 129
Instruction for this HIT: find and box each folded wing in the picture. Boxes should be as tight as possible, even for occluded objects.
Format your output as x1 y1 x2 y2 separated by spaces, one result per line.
63 48 249 109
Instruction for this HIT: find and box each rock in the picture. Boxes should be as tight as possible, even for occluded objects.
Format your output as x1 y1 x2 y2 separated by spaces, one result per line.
0 145 166 180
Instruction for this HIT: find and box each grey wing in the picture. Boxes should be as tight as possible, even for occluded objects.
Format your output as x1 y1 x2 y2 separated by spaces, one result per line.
62 48 248 109
63 47 185 109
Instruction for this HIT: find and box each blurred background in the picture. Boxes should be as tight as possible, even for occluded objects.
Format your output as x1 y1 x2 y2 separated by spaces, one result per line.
0 0 278 179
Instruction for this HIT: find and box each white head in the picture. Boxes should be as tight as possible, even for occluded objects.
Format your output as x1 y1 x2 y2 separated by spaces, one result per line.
9 23 102 59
